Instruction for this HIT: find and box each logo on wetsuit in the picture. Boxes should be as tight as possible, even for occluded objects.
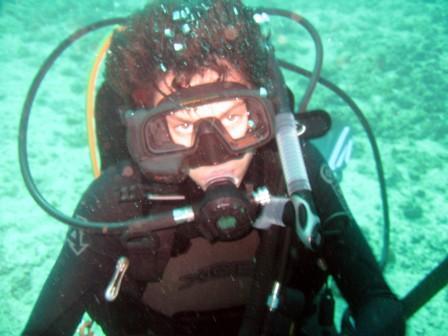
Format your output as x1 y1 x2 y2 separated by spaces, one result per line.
67 228 89 256
179 260 254 290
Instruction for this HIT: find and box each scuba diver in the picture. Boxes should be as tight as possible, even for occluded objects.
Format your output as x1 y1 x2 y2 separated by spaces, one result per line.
22 0 406 335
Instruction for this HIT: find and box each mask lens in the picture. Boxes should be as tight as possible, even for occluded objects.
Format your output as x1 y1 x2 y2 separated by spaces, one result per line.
163 98 250 149
219 99 249 140
145 96 271 154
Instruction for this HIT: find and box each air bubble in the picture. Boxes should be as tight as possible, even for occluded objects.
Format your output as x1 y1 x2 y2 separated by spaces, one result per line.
164 28 174 38
183 8 191 17
173 10 181 21
173 7 191 21
173 43 184 51
253 12 270 24
253 13 271 39
181 23 191 34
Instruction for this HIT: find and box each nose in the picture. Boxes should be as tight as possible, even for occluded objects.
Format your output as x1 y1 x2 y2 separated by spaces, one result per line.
186 120 242 168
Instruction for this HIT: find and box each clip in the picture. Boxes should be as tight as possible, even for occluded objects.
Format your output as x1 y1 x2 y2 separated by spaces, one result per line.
104 256 130 302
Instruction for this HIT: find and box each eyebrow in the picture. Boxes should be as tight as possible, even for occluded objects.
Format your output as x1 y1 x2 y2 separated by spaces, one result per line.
222 101 246 116
170 100 246 122
167 113 193 123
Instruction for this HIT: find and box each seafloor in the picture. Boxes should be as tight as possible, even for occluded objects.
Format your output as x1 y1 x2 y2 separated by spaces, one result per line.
1 0 446 335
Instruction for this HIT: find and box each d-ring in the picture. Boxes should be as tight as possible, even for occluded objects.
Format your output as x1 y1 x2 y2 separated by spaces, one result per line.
296 122 306 136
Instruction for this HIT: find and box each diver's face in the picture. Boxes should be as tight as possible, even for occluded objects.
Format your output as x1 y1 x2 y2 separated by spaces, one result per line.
153 67 254 190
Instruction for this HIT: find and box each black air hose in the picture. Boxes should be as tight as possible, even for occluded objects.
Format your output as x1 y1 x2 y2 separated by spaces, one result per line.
278 60 390 270
239 227 282 336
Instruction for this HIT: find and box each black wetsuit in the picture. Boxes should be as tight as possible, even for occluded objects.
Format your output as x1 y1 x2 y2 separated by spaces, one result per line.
22 138 405 335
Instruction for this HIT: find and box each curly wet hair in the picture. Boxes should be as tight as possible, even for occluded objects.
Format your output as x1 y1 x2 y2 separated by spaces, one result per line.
104 0 272 108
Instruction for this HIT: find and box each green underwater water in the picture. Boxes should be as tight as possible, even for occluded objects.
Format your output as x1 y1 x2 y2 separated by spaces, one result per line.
0 0 447 335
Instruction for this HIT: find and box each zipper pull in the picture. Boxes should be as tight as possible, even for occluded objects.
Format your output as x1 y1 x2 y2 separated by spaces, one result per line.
104 256 130 302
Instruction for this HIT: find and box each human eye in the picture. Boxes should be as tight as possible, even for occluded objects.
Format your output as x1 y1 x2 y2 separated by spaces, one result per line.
221 104 249 139
221 102 247 126
224 113 241 123
174 121 193 134
164 111 196 147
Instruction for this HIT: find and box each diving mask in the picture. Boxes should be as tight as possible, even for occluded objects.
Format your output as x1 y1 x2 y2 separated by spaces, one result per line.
122 82 275 182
